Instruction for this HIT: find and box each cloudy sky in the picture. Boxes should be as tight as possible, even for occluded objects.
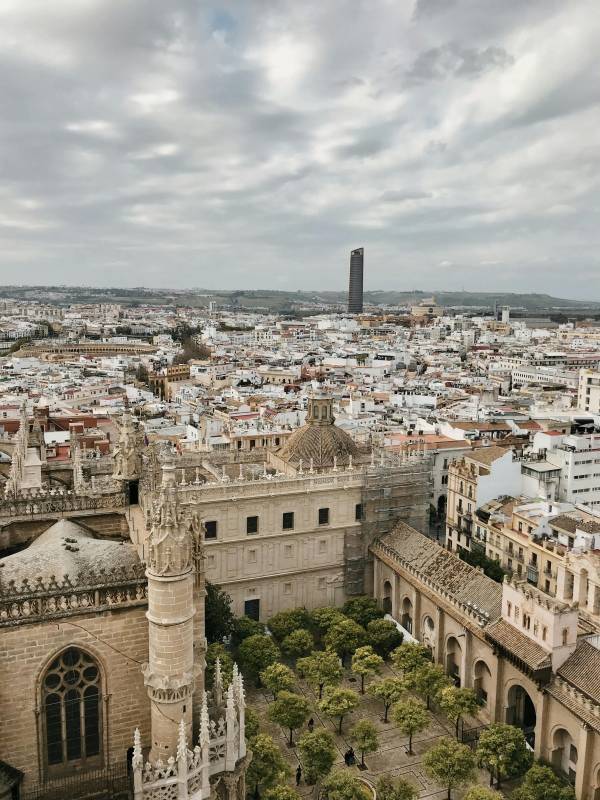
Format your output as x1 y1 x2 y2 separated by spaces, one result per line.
1 0 600 297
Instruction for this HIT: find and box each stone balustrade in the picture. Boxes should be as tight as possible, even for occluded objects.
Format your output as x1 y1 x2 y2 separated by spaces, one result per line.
0 563 147 626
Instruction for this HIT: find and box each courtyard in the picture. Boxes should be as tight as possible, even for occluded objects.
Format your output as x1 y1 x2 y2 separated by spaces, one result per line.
248 659 489 799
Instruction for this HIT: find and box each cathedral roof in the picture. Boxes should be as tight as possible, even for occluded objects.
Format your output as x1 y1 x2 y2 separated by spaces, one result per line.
0 518 140 587
276 395 360 469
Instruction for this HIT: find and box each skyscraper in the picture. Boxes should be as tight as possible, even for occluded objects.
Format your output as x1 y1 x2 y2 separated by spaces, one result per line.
348 247 364 313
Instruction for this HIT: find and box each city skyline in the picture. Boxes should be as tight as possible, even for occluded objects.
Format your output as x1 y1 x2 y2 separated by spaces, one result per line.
1 1 600 295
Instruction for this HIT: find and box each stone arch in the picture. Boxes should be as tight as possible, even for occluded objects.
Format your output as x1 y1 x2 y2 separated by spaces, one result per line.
506 683 536 748
401 596 413 634
473 659 492 708
422 614 436 653
551 726 578 782
382 580 393 615
591 764 600 800
445 635 463 686
38 645 106 775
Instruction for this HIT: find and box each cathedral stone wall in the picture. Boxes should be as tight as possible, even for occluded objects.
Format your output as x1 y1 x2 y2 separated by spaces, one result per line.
0 604 150 787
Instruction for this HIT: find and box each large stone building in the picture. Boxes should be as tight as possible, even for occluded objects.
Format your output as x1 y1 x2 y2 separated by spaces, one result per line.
0 410 248 800
372 524 600 800
0 396 431 798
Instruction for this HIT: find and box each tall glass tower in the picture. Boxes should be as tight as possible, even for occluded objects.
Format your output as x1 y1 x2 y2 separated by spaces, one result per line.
348 247 364 313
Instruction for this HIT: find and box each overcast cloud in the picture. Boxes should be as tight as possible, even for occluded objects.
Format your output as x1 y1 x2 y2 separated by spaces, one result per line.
1 0 600 297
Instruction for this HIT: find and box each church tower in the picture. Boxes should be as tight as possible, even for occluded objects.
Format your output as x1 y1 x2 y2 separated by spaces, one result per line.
132 460 247 800
143 461 197 761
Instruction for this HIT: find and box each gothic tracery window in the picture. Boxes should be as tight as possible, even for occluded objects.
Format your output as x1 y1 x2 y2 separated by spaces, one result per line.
42 647 102 768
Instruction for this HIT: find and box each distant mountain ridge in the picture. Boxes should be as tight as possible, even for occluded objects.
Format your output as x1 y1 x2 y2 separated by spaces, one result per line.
0 285 598 311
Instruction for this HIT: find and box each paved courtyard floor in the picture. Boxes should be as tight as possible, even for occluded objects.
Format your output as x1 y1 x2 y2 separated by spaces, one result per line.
248 660 493 799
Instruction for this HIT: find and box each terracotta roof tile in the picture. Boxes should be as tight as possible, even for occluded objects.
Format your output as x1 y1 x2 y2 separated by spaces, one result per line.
485 619 551 670
557 640 600 702
375 524 502 620
468 445 511 466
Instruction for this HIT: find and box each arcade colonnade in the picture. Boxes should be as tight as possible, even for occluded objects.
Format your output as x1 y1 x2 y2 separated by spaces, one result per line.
374 557 600 800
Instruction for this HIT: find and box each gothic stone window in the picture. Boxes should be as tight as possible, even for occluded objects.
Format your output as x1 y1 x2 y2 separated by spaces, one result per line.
43 647 102 771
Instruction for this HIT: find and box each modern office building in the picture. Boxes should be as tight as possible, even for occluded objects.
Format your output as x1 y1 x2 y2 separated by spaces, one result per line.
348 247 364 313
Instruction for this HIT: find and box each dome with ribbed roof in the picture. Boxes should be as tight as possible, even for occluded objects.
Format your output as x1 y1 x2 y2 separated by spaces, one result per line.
277 396 359 470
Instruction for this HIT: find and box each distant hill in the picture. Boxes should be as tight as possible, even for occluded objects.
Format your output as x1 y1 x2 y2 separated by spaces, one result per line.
0 285 598 311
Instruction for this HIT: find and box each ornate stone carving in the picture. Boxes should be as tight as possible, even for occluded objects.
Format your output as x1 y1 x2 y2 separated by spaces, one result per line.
112 408 143 482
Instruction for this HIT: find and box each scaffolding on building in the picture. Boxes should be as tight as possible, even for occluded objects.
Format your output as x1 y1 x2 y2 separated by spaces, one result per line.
344 446 433 596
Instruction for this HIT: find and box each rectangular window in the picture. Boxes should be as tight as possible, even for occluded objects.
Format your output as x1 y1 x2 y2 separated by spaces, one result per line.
283 583 292 595
355 503 363 521
248 549 257 563
204 520 217 540
318 507 330 525
246 516 259 535
284 544 292 557
319 539 327 553
318 577 327 590
282 511 294 530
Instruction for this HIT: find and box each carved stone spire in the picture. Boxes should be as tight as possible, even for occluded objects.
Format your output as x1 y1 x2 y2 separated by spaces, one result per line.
6 400 29 497
72 441 86 495
147 461 192 576
112 406 142 482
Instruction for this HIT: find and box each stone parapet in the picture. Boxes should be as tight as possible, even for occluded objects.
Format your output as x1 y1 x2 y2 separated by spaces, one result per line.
0 563 147 626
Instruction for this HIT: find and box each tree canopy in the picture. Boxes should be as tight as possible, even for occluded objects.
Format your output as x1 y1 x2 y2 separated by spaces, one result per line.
231 616 266 646
367 618 403 658
463 787 502 800
205 582 234 643
238 634 280 683
351 646 384 693
324 618 367 665
422 737 476 800
260 663 296 698
319 687 360 734
282 629 314 660
245 707 260 740
350 719 379 767
268 691 311 746
392 698 429 755
511 764 575 800
391 642 431 675
368 677 407 722
476 723 532 787
321 770 370 800
310 607 347 637
268 608 311 641
297 650 343 698
264 787 302 800
376 775 418 800
298 730 337 785
247 734 290 796
342 596 385 628
408 662 451 709
438 687 479 738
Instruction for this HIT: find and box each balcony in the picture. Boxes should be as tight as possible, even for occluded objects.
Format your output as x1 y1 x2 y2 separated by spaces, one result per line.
527 565 539 584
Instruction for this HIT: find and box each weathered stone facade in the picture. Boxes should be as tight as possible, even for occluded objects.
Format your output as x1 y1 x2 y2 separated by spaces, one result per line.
372 523 600 800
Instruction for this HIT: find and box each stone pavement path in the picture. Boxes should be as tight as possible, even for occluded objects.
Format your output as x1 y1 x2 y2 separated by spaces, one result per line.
248 661 491 799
